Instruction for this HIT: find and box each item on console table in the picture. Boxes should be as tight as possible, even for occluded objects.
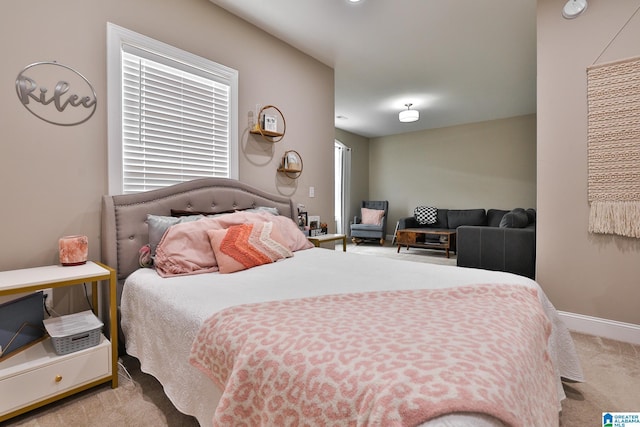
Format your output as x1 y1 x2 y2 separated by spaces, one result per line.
309 228 327 237
308 215 320 230
297 212 308 230
58 235 88 266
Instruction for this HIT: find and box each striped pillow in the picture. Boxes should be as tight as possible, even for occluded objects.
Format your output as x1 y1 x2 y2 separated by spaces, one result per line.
207 222 293 274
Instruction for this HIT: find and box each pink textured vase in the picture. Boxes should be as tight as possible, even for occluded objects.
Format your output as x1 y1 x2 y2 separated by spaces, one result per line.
59 235 88 266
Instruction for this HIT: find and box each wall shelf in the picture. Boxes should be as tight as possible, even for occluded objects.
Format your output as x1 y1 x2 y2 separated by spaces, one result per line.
277 150 303 179
250 105 286 142
250 128 284 139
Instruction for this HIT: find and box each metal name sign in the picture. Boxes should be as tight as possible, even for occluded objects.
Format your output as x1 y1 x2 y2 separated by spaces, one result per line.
15 61 97 126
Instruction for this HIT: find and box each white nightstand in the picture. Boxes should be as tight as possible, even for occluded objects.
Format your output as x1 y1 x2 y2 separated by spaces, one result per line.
0 261 118 422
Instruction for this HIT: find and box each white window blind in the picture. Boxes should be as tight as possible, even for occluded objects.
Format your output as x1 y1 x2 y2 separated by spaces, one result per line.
121 50 230 193
107 23 238 195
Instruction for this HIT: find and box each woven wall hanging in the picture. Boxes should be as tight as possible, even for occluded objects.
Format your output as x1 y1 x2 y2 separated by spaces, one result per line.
587 55 640 238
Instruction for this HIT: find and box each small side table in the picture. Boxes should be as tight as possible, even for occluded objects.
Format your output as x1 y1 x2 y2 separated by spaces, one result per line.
0 261 117 422
308 233 347 252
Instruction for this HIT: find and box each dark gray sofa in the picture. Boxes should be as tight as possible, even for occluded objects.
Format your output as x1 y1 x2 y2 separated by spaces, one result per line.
397 207 536 279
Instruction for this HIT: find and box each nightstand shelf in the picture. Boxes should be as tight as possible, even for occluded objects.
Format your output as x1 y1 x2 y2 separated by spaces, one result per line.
0 261 118 422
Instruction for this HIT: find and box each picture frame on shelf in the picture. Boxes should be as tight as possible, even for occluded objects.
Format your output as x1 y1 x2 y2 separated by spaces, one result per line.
263 114 278 132
297 212 308 229
308 215 320 230
286 151 302 172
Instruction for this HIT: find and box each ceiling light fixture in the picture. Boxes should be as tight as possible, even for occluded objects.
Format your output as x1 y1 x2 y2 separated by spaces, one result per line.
562 0 587 19
399 103 419 123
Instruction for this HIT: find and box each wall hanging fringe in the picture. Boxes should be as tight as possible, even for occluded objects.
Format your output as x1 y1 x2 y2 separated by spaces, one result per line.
587 56 640 238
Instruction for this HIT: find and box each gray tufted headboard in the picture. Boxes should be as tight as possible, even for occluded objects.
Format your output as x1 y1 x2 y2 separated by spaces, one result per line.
101 178 296 299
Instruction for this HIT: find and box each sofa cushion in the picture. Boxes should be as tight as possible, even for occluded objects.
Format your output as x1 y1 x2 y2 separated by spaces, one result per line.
525 208 536 224
447 209 486 229
499 208 529 228
487 209 509 227
430 208 449 229
414 206 438 225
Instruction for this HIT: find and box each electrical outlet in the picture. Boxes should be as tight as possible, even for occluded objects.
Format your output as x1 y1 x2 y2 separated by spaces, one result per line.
43 288 53 311
309 186 315 198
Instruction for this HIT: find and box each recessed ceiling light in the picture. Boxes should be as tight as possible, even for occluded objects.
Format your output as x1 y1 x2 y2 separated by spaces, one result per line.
348 0 363 3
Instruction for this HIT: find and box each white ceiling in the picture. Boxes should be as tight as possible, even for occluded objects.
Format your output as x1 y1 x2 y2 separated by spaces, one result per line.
209 0 537 138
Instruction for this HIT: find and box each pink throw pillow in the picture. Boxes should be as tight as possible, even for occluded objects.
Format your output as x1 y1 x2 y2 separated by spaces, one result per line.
154 218 222 277
207 222 293 274
361 207 385 225
202 211 314 252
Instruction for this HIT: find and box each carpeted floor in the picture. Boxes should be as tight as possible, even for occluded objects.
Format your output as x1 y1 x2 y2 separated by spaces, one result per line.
4 242 639 426
348 240 459 266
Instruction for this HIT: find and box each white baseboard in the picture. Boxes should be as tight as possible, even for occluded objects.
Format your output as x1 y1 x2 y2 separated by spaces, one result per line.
558 311 640 345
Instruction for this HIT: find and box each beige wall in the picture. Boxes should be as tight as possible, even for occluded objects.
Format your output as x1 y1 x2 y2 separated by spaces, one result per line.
335 128 370 227
0 0 334 273
537 0 640 325
367 115 537 237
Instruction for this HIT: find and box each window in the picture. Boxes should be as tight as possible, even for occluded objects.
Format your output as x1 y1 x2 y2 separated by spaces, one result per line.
107 23 238 194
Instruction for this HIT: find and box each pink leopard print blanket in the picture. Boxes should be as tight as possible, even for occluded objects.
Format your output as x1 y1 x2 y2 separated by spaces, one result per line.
190 285 558 426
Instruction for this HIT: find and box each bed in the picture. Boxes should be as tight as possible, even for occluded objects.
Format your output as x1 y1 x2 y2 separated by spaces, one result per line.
101 178 584 427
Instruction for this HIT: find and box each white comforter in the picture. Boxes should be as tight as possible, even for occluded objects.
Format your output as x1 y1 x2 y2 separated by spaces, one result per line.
121 248 583 426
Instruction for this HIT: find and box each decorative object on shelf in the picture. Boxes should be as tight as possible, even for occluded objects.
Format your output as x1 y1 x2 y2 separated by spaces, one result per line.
263 114 278 132
278 150 303 179
305 216 328 237
0 291 45 360
15 61 97 126
308 215 320 230
309 215 320 230
58 235 88 266
250 104 286 142
43 310 103 355
297 212 308 230
399 103 419 123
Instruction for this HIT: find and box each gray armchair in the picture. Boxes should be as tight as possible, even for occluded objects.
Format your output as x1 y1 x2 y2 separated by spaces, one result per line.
350 200 389 245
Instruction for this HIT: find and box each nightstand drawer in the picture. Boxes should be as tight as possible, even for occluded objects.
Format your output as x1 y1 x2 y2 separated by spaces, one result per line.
0 335 111 415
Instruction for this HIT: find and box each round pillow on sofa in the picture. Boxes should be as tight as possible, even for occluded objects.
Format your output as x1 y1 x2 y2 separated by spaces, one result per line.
499 208 529 228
